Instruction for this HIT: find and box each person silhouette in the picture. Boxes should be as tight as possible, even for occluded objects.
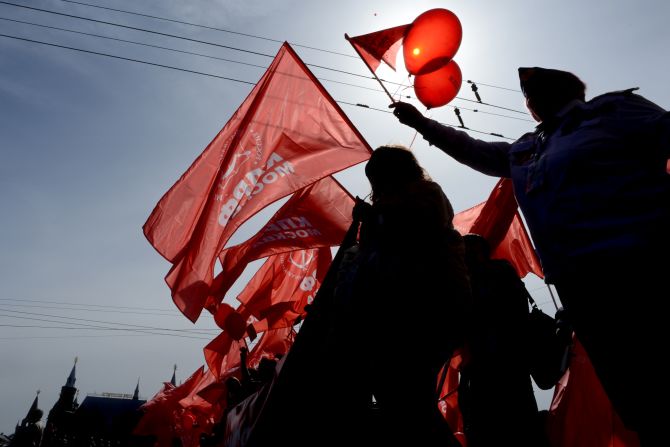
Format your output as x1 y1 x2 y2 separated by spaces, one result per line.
333 145 471 446
459 233 546 447
390 67 670 445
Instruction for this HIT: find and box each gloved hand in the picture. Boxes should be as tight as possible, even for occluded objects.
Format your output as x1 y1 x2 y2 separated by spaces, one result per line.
554 307 573 346
389 101 426 129
352 197 373 222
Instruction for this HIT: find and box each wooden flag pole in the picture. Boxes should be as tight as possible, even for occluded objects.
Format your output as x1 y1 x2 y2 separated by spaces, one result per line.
345 33 396 103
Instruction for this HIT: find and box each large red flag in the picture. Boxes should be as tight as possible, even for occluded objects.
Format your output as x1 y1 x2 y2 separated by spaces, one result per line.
143 42 372 322
208 176 354 309
546 338 639 447
345 24 410 73
453 178 543 278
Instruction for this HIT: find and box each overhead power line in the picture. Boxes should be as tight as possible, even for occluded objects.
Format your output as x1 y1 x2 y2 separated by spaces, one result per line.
0 33 521 140
0 16 269 69
0 1 527 113
0 33 256 84
57 0 521 93
0 333 158 340
0 297 175 313
0 1 275 58
0 308 220 340
0 15 532 121
58 0 357 59
0 312 214 340
0 323 213 333
337 101 515 140
0 308 220 334
0 302 176 316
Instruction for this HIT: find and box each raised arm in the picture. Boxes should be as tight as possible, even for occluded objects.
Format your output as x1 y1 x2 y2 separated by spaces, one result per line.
390 101 513 178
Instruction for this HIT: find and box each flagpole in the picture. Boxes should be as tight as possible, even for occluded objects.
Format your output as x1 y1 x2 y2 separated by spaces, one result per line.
345 33 396 103
546 284 560 310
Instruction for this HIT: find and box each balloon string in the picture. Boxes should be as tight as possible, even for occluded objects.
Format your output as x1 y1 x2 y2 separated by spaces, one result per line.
408 130 419 150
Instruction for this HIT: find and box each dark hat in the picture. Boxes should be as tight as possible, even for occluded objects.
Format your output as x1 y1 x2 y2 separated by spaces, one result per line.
518 67 586 100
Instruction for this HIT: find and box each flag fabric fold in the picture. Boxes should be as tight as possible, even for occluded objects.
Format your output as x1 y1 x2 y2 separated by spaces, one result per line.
546 338 639 447
238 247 331 325
134 366 206 445
207 176 354 310
143 42 372 322
453 178 543 278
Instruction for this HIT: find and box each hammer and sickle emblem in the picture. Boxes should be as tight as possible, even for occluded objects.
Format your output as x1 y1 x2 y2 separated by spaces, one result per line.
289 250 314 270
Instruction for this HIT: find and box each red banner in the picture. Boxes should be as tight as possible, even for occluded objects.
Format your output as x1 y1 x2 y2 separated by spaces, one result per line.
143 42 372 322
453 178 543 278
208 176 354 308
546 338 639 447
134 366 206 445
238 247 331 328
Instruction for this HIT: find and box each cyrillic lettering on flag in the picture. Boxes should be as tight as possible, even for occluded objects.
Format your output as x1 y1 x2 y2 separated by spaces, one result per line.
208 176 353 308
237 247 332 327
143 42 372 322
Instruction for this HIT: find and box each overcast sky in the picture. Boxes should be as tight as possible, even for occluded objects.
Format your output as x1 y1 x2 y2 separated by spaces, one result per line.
1 0 669 434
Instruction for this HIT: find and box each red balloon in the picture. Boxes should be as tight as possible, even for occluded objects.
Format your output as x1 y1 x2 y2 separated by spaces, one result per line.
413 60 462 109
403 9 462 75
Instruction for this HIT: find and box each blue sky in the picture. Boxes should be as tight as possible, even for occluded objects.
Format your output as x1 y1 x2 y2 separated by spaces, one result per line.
1 0 669 433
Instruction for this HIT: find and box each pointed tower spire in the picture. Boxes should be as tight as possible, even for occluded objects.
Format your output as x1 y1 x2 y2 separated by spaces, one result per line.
133 378 140 400
21 390 42 426
29 390 40 414
66 356 77 388
170 364 177 386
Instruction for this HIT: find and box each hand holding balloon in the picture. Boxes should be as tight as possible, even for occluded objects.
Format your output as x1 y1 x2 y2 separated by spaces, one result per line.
388 102 426 129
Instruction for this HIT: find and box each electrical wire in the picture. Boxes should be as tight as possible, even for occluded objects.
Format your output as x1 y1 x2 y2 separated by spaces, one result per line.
58 0 357 59
0 1 529 115
0 16 531 120
56 0 521 93
0 297 175 313
0 33 521 140
0 308 220 335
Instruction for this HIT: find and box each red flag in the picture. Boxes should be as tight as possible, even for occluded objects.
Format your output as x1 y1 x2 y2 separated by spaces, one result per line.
203 332 247 379
438 351 467 447
237 247 332 323
134 366 206 444
546 338 639 447
453 178 543 278
246 327 295 368
143 42 372 322
178 368 218 412
208 176 354 309
346 24 410 72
